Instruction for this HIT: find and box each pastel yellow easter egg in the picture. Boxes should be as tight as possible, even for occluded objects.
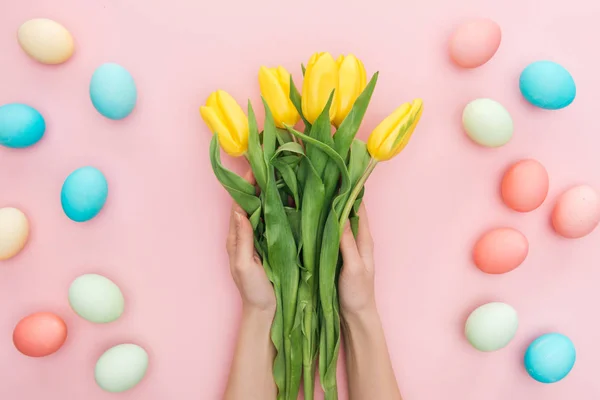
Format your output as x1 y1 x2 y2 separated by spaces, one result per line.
0 207 29 261
18 19 74 64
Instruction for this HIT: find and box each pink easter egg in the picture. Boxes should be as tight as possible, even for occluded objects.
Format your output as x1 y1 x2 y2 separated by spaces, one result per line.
449 18 502 68
473 228 529 274
552 185 600 238
501 159 549 212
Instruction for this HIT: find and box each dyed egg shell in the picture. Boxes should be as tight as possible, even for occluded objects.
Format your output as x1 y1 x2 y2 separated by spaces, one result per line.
95 344 149 392
501 159 549 212
552 185 600 239
90 63 137 120
13 312 67 357
520 61 576 110
552 185 600 238
463 99 513 147
473 228 528 274
0 103 45 148
449 18 501 68
465 302 518 352
61 166 108 222
69 274 124 323
17 19 74 64
525 333 576 383
0 207 29 261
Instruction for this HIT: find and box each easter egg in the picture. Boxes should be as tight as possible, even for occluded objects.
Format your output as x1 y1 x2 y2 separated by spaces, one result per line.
449 18 501 68
473 228 528 274
462 99 513 147
90 63 137 120
0 103 45 148
17 19 74 65
520 61 576 110
0 207 29 261
465 302 518 352
13 312 68 357
501 159 549 212
552 185 600 238
95 344 149 392
61 166 108 222
525 333 576 383
69 274 124 323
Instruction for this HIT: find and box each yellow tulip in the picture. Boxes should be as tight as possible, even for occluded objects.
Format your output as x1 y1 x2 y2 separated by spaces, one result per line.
200 90 249 157
333 54 367 128
301 52 339 124
367 99 424 161
259 66 300 128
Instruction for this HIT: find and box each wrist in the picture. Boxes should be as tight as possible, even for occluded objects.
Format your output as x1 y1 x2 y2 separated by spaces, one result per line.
341 302 380 331
242 304 276 324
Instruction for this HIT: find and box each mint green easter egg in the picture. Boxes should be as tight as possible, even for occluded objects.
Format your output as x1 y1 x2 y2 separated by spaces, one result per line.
462 98 514 147
465 302 518 352
95 344 149 392
68 274 124 323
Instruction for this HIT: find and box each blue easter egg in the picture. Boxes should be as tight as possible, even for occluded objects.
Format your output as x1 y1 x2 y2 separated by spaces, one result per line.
519 61 576 110
90 63 137 120
61 166 108 222
0 103 45 148
524 333 576 383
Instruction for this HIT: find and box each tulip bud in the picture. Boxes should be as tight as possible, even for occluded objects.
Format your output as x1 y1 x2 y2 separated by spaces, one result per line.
200 90 249 157
367 99 423 161
333 54 367 128
301 52 339 124
258 66 300 128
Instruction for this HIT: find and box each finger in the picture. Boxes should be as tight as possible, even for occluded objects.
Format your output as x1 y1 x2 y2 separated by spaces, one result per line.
340 221 362 274
356 203 375 265
243 169 256 185
233 210 256 267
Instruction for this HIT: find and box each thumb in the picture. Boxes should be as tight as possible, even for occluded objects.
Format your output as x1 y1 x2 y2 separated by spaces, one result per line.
233 211 255 266
340 221 362 274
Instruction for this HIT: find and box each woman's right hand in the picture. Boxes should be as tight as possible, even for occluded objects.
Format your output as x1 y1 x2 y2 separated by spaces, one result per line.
338 203 377 317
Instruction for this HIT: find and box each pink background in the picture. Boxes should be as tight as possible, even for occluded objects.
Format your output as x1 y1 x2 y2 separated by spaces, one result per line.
1 0 600 398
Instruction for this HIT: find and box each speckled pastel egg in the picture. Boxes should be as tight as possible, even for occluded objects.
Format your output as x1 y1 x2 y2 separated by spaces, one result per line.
552 185 600 238
0 207 29 261
465 302 518 352
95 344 149 392
61 166 108 222
463 99 513 147
13 312 67 357
525 333 576 383
69 274 124 323
449 18 501 68
90 63 137 120
0 103 45 148
520 61 576 110
473 228 528 274
501 159 549 212
17 19 74 64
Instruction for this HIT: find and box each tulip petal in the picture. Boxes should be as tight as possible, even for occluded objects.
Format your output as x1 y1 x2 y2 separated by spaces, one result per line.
259 66 298 128
215 90 248 144
367 103 411 159
378 100 423 160
200 106 245 156
333 54 367 127
302 52 339 124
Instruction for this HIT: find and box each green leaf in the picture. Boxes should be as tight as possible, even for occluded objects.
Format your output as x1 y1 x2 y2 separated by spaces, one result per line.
273 142 305 158
301 63 306 76
289 75 311 129
209 136 261 228
276 128 294 146
262 97 277 163
348 139 371 188
273 159 300 209
247 101 267 191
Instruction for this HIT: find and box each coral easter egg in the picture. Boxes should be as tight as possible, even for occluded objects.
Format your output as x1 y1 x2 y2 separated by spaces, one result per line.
13 312 68 357
501 159 549 212
449 18 501 68
473 228 528 274
552 185 600 238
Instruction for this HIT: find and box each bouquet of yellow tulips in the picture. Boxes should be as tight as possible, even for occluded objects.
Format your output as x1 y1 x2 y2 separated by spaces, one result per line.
200 52 423 400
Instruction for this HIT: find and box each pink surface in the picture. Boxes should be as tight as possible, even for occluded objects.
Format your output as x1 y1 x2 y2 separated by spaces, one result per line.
1 0 600 399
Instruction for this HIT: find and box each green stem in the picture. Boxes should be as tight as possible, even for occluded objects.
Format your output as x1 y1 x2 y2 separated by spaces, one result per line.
338 159 377 235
